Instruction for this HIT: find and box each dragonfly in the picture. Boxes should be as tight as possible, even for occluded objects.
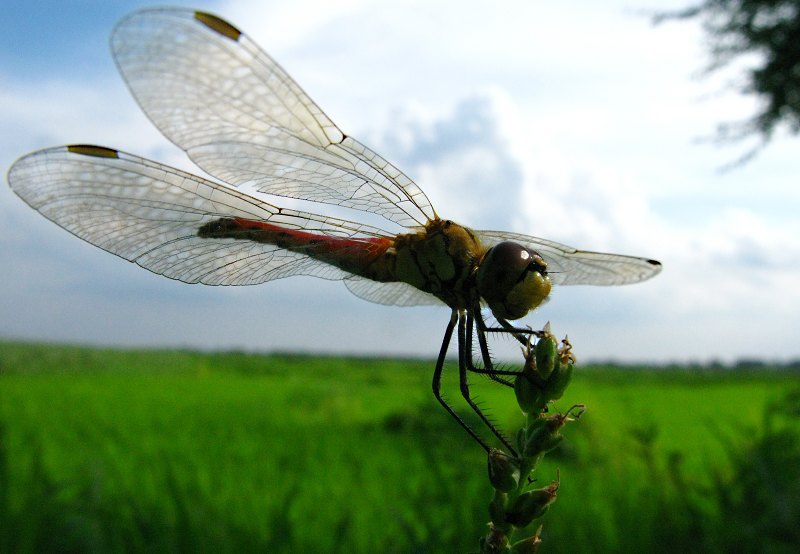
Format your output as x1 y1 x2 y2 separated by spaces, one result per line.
7 8 661 453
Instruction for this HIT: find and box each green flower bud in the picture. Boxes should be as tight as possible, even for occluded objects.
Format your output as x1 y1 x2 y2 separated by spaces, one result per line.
542 361 573 401
488 449 521 492
525 413 548 433
481 524 510 552
524 409 584 457
535 335 558 380
505 481 559 528
514 368 544 414
523 417 565 457
516 427 527 456
488 492 508 524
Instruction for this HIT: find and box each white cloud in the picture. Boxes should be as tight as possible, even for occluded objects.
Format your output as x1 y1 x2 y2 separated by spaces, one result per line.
368 93 524 227
219 0 369 50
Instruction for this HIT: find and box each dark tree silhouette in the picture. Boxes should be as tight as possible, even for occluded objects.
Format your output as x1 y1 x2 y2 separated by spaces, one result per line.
656 0 800 162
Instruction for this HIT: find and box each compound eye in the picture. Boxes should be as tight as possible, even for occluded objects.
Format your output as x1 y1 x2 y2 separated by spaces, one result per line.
476 241 551 320
477 241 534 293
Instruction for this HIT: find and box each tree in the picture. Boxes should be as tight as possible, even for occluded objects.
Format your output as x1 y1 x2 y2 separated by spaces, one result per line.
656 0 800 162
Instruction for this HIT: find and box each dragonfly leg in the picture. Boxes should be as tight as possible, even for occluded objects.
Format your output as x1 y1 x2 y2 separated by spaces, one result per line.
464 311 516 387
457 312 516 454
479 312 544 347
432 310 491 452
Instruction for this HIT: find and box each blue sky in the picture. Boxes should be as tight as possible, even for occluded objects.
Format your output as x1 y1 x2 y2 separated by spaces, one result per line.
2 0 798 363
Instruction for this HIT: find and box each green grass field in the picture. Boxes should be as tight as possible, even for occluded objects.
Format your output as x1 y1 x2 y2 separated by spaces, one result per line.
1 341 798 553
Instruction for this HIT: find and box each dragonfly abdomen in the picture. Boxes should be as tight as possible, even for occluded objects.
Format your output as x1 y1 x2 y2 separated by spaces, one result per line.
197 217 396 278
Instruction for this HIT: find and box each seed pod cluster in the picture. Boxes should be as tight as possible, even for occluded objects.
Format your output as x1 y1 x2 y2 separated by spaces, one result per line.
514 331 576 415
481 326 582 553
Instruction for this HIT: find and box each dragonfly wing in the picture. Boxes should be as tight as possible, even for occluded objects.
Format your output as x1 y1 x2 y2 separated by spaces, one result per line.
344 277 441 307
8 146 393 286
111 8 435 228
475 230 662 286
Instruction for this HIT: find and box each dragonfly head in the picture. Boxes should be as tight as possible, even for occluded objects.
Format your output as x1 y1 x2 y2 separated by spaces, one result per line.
476 241 552 320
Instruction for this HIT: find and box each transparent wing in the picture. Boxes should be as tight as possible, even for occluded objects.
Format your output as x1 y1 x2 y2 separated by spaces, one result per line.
7 145 410 287
111 8 435 229
344 277 440 307
475 230 662 286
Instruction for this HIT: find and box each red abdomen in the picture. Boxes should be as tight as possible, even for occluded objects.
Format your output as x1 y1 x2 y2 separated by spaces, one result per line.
198 217 395 278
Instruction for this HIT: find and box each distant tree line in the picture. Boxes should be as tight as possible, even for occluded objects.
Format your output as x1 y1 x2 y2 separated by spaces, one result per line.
585 359 800 372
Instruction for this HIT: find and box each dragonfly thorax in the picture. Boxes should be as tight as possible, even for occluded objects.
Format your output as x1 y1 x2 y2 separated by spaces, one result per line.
476 241 552 320
390 219 486 309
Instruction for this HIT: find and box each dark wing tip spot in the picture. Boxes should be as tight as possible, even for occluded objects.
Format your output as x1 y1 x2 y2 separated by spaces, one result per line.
67 145 119 159
194 11 242 41
647 259 662 267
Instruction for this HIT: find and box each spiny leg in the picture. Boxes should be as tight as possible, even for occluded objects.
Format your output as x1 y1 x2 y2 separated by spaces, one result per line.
464 310 516 387
476 310 544 347
432 310 491 452
457 312 516 453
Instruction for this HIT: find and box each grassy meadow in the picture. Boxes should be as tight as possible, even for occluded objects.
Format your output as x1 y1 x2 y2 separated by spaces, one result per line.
1 341 798 553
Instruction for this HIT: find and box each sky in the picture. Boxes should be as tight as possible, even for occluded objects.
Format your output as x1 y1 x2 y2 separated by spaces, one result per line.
1 0 798 363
